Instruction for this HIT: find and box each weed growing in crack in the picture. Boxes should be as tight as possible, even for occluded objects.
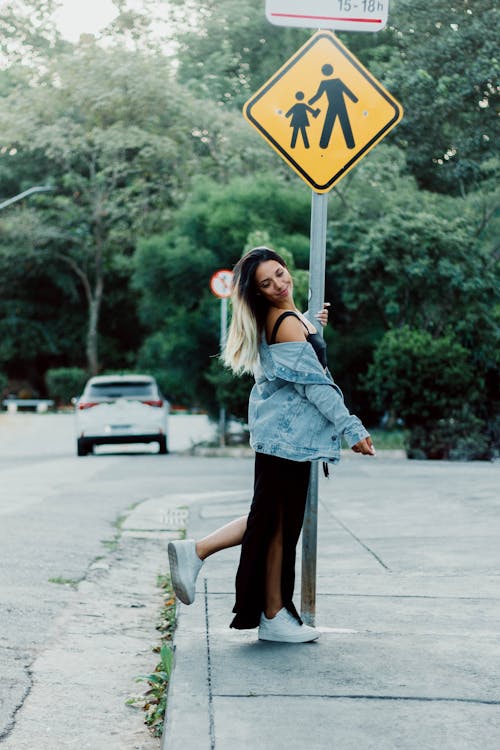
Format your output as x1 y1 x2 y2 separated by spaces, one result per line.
127 573 177 738
48 576 81 588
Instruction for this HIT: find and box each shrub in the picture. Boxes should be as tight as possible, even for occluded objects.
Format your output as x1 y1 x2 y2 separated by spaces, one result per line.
45 367 88 406
205 358 253 422
406 408 491 461
367 327 494 459
368 326 477 424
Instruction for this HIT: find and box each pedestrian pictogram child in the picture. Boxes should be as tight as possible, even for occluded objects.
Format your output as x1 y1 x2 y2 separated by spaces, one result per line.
308 64 358 149
285 91 320 149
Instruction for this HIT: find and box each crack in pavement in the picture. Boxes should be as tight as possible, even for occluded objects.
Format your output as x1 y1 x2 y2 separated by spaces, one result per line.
0 663 33 742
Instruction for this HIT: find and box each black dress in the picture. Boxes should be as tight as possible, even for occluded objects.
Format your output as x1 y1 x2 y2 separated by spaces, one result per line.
230 312 326 629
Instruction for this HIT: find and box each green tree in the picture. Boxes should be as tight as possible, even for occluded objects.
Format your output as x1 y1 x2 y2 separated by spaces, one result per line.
1 0 497 448
0 40 205 373
0 3 286 377
0 205 87 391
321 143 499 428
170 0 308 110
386 0 499 195
169 0 499 198
132 174 311 415
0 371 8 397
344 206 496 338
0 0 64 68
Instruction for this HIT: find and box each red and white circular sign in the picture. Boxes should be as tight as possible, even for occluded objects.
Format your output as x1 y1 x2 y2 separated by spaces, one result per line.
210 269 234 298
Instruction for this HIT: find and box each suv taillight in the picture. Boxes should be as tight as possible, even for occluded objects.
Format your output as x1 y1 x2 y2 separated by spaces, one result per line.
141 399 163 407
78 402 99 410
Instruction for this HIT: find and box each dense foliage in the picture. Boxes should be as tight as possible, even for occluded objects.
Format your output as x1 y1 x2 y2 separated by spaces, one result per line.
0 0 498 458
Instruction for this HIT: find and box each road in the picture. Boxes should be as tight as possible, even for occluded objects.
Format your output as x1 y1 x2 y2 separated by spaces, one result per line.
0 412 252 746
1 413 499 749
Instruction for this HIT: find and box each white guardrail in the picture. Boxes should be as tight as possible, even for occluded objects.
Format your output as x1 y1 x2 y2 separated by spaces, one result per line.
2 399 54 413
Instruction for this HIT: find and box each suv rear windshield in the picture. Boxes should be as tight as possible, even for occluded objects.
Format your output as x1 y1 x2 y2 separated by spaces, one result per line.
86 382 156 399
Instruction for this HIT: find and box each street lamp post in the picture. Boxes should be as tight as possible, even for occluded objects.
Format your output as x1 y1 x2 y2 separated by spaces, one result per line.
0 185 53 211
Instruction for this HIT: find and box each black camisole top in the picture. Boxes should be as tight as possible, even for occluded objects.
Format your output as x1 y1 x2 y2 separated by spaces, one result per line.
269 311 328 369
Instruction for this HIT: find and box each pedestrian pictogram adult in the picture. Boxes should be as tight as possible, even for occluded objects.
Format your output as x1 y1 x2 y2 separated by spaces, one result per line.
308 63 358 149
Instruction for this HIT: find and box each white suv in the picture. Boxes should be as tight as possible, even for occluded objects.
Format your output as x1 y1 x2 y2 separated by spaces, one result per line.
75 374 169 456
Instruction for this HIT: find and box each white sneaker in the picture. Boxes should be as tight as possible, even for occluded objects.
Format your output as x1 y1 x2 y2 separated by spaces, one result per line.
168 539 203 605
258 607 320 643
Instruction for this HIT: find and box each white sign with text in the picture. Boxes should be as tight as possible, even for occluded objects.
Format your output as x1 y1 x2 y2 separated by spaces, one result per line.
265 0 389 32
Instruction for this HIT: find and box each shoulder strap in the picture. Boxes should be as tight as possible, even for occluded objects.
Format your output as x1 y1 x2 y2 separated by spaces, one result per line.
270 311 309 344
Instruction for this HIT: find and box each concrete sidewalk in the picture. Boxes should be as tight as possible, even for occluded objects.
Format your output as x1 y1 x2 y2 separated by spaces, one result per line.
162 456 500 750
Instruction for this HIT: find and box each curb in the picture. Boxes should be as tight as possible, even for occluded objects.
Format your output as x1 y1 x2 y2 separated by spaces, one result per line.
187 446 407 459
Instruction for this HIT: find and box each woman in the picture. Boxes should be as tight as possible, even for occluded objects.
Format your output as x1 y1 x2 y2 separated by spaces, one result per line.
168 247 375 643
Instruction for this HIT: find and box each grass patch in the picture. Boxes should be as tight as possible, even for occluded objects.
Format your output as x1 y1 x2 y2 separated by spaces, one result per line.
367 428 407 450
341 428 406 451
101 538 120 551
196 430 407 453
127 573 177 738
101 502 140 552
48 576 81 588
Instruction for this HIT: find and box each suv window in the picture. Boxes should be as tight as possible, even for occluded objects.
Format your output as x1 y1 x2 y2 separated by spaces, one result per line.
87 382 156 399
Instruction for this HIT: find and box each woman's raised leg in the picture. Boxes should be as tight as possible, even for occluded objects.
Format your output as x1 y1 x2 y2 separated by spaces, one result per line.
169 516 247 605
196 515 247 560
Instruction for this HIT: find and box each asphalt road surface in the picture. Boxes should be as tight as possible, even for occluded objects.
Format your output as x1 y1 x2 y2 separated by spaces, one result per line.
0 412 250 743
2 413 499 750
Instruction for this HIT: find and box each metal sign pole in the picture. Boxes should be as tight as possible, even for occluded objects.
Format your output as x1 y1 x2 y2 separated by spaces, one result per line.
301 190 328 626
210 270 233 448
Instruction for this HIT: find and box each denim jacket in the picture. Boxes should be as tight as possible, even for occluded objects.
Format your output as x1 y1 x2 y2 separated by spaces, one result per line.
248 338 369 463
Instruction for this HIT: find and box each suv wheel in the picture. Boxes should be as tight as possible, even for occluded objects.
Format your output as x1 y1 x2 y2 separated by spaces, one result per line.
158 436 168 455
77 438 90 456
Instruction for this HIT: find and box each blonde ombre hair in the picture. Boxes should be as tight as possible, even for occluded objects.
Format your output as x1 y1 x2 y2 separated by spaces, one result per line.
223 247 288 375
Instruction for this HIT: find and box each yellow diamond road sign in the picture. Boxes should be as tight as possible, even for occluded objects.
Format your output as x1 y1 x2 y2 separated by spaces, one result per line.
243 30 403 193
